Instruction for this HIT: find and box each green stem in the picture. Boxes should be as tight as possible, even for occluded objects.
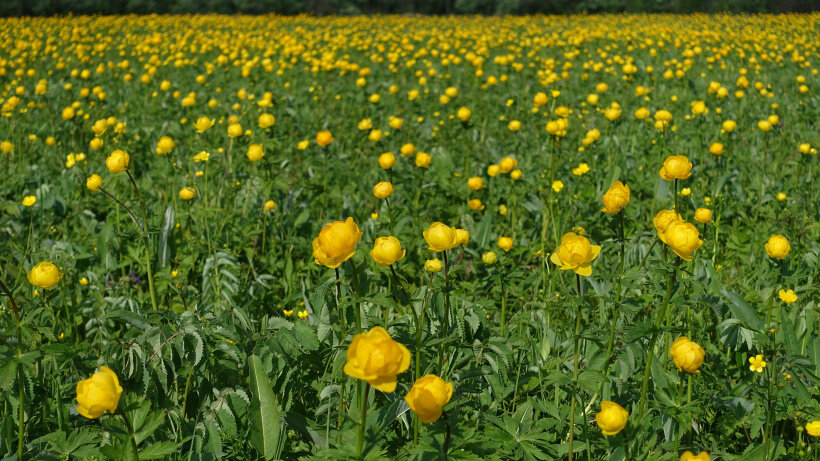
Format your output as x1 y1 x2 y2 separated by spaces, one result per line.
119 410 140 461
334 268 346 444
439 251 451 375
637 258 679 421
386 197 394 236
568 274 583 461
126 170 158 311
623 430 631 461
357 384 370 458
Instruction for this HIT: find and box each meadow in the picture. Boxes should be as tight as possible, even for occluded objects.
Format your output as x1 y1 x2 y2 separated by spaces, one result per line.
0 13 819 461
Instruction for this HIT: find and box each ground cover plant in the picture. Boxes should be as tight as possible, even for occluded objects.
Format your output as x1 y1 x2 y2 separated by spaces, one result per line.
0 13 819 461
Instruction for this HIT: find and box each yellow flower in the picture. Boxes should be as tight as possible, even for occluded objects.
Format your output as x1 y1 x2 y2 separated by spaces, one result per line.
370 236 406 266
298 310 308 320
596 401 628 436
404 374 453 423
601 181 630 214
499 157 517 173
749 354 766 372
572 163 590 176
653 209 683 244
373 181 394 199
664 221 703 261
343 327 411 393
76 366 123 419
659 155 692 181
424 258 443 273
297 140 310 150
709 142 723 156
456 107 471 122
415 152 431 168
0 141 13 154
358 118 373 131
694 208 712 224
423 222 459 253
764 235 790 259
106 149 129 174
778 289 797 304
497 237 513 252
179 187 196 200
482 251 498 265
86 174 102 191
79 277 88 286
680 451 711 461
258 113 275 129
510 169 522 180
455 229 469 246
27 261 62 289
776 192 786 202
193 116 215 133
378 152 396 169
468 199 484 211
552 180 564 193
368 129 382 142
264 200 277 212
806 421 820 437
22 195 36 206
283 309 293 317
246 144 264 162
669 336 705 374
227 123 244 138
680 187 691 196
533 92 548 106
758 120 771 132
156 136 175 155
550 232 601 276
722 120 737 132
312 217 362 268
467 176 485 191
400 143 416 157
316 130 333 147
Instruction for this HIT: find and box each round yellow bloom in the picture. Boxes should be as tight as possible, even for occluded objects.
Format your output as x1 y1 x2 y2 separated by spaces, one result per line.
264 200 277 212
468 199 484 211
533 92 548 106
404 374 453 423
368 129 382 142
312 217 362 269
258 113 275 129
510 169 522 180
669 336 705 374
457 107 471 122
227 123 244 138
497 237 513 252
722 120 737 132
455 229 470 246
370 236 406 266
694 208 712 224
86 174 102 191
601 181 630 214
659 155 692 181
664 221 703 261
316 130 333 147
596 401 628 436
778 289 797 304
89 138 103 150
27 261 61 289
550 232 601 276
194 116 215 133
179 187 196 200
758 120 771 132
709 143 723 156
654 209 683 244
764 235 790 259
400 143 416 157
22 195 36 206
680 451 711 461
423 222 459 253
482 251 498 265
343 326 411 393
776 192 786 202
76 366 123 419
246 144 264 162
424 259 443 273
0 141 13 154
106 149 129 174
806 421 820 437
487 164 501 176
467 176 485 191
499 157 517 173
415 152 431 168
373 181 394 199
508 120 521 132
62 107 75 120
378 152 396 169
156 136 175 155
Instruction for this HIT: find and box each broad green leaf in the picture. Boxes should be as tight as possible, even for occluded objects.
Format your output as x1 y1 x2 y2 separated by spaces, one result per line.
249 354 282 460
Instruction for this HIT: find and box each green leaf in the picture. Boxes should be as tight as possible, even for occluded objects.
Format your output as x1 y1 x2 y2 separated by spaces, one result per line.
248 354 282 460
139 441 178 460
721 289 764 330
158 205 174 268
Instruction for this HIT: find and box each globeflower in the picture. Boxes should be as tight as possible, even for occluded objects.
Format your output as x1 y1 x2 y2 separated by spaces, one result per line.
246 144 264 162
669 336 705 374
155 136 175 155
550 232 601 276
258 113 275 129
27 261 62 289
424 259 443 273
664 221 703 261
86 174 102 191
106 149 129 174
659 155 692 181
76 366 123 419
193 116 214 133
694 208 712 224
497 237 513 252
179 187 196 200
596 401 628 436
316 130 333 147
423 223 458 253
601 181 630 214
404 375 453 423
373 181 394 199
370 236 405 266
680 451 711 461
653 209 683 244
343 327 410 392
764 235 790 259
806 421 820 437
312 217 362 269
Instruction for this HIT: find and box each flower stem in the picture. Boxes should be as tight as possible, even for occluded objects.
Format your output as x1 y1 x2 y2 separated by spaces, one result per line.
439 250 451 375
568 274 583 461
126 170 158 312
356 384 370 457
119 409 140 461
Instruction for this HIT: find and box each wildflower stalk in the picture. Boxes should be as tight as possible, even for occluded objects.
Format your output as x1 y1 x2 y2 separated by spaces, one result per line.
568 273 583 461
439 250 451 375
638 257 679 421
334 268 346 444
118 408 140 461
356 384 370 457
126 170 158 311
3 274 25 461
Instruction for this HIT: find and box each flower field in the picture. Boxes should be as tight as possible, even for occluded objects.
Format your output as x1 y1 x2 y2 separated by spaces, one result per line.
1 13 819 460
